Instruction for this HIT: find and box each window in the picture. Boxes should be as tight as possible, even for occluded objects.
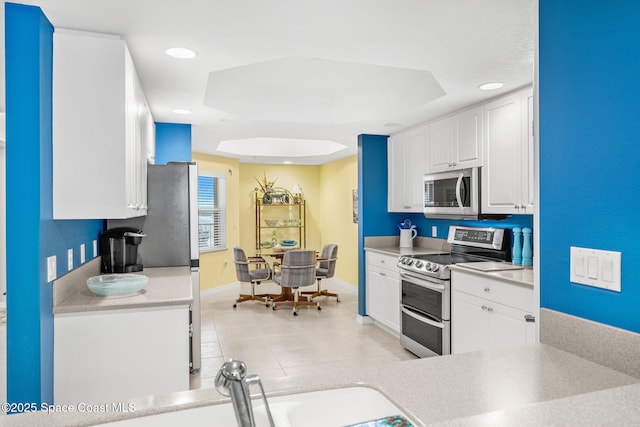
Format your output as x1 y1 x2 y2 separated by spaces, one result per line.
198 172 226 252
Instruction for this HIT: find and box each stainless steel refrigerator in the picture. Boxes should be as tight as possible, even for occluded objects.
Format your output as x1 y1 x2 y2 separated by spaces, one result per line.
108 162 201 372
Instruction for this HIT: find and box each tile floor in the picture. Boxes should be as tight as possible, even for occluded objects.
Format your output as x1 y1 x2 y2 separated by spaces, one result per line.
190 281 417 389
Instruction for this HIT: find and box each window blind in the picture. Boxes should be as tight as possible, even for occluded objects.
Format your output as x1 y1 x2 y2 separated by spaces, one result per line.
198 173 226 252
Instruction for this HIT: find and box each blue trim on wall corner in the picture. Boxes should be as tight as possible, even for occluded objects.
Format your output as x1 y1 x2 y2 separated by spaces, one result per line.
155 122 192 164
5 3 104 407
357 134 390 317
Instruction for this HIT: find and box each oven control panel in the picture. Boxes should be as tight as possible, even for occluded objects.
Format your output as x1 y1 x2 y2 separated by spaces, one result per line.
447 225 505 250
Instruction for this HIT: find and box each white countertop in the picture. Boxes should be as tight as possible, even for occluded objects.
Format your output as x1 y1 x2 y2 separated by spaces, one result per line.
53 266 193 314
4 344 639 426
451 263 534 288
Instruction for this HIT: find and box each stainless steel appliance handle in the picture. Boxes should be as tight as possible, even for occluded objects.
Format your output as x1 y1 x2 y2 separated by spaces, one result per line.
400 271 446 292
402 307 445 329
455 171 464 209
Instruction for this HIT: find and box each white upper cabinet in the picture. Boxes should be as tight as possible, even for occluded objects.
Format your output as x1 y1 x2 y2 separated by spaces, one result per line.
429 107 483 173
481 87 534 215
388 125 429 212
53 30 155 219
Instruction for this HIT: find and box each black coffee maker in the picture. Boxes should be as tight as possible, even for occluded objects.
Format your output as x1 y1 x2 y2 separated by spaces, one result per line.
100 227 146 273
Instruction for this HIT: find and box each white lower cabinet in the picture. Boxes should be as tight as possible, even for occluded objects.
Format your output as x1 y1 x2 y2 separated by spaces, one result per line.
452 270 535 354
54 305 190 405
366 252 400 333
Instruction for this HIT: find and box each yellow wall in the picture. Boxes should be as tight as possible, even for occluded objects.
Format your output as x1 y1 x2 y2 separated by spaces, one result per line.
192 153 240 290
194 153 359 291
319 155 359 287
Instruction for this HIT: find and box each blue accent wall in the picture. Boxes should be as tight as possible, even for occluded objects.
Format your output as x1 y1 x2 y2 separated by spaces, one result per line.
5 3 104 406
539 1 640 332
155 122 192 164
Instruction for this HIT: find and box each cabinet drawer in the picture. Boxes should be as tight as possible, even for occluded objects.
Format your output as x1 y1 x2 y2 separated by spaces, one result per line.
452 270 533 312
366 252 399 273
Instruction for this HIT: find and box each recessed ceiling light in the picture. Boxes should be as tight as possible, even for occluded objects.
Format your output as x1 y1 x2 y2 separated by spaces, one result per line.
478 82 504 91
172 108 192 115
165 48 197 59
283 161 292 164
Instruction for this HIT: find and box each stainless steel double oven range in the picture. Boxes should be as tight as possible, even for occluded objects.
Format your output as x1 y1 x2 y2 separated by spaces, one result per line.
397 225 511 358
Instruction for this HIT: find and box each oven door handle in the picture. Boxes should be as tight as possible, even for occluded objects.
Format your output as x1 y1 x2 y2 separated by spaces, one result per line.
402 307 444 329
400 272 446 292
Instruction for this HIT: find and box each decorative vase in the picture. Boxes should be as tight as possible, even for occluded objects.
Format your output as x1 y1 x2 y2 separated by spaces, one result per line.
512 227 522 265
522 227 533 266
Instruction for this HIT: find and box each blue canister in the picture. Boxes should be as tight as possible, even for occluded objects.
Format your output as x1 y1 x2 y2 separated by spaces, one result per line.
512 227 522 265
522 227 533 266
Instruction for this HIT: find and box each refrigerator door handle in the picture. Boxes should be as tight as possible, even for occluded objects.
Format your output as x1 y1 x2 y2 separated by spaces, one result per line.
188 163 200 262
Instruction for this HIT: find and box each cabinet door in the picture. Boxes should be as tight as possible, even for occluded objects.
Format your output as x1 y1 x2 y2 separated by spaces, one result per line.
54 306 190 405
452 290 489 354
454 107 482 168
488 302 536 348
387 134 409 212
520 91 535 213
53 31 150 219
366 263 400 333
387 126 428 213
428 116 455 173
481 92 523 214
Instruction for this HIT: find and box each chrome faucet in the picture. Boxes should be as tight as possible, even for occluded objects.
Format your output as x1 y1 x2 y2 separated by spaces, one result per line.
215 359 275 427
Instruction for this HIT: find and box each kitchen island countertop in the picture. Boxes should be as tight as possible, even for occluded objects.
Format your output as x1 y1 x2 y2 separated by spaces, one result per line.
4 344 639 426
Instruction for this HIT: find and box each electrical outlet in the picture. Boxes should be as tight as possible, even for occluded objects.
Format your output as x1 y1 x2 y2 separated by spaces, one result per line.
47 256 57 282
93 240 98 258
67 248 74 271
80 243 86 264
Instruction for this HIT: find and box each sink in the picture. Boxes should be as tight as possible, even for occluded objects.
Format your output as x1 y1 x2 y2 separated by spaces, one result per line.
98 386 411 427
86 274 148 297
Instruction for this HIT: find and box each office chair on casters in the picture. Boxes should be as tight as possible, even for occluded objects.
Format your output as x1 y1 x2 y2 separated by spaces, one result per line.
303 244 339 303
272 250 319 316
231 246 276 308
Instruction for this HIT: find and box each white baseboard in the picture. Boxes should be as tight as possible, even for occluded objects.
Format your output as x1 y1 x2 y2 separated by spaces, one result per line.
200 282 240 296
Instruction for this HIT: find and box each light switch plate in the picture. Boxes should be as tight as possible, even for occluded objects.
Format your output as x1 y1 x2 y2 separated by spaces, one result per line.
432 226 438 237
570 246 621 292
47 255 57 282
93 240 98 258
80 243 86 264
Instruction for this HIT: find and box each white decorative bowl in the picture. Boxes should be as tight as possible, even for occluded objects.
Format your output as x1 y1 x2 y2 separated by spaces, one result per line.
264 218 280 227
86 274 148 297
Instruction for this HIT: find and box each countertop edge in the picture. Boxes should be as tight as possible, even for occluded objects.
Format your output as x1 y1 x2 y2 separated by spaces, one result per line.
5 344 639 427
53 266 194 315
450 264 534 288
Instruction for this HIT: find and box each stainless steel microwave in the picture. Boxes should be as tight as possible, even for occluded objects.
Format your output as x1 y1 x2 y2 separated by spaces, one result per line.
423 167 479 219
